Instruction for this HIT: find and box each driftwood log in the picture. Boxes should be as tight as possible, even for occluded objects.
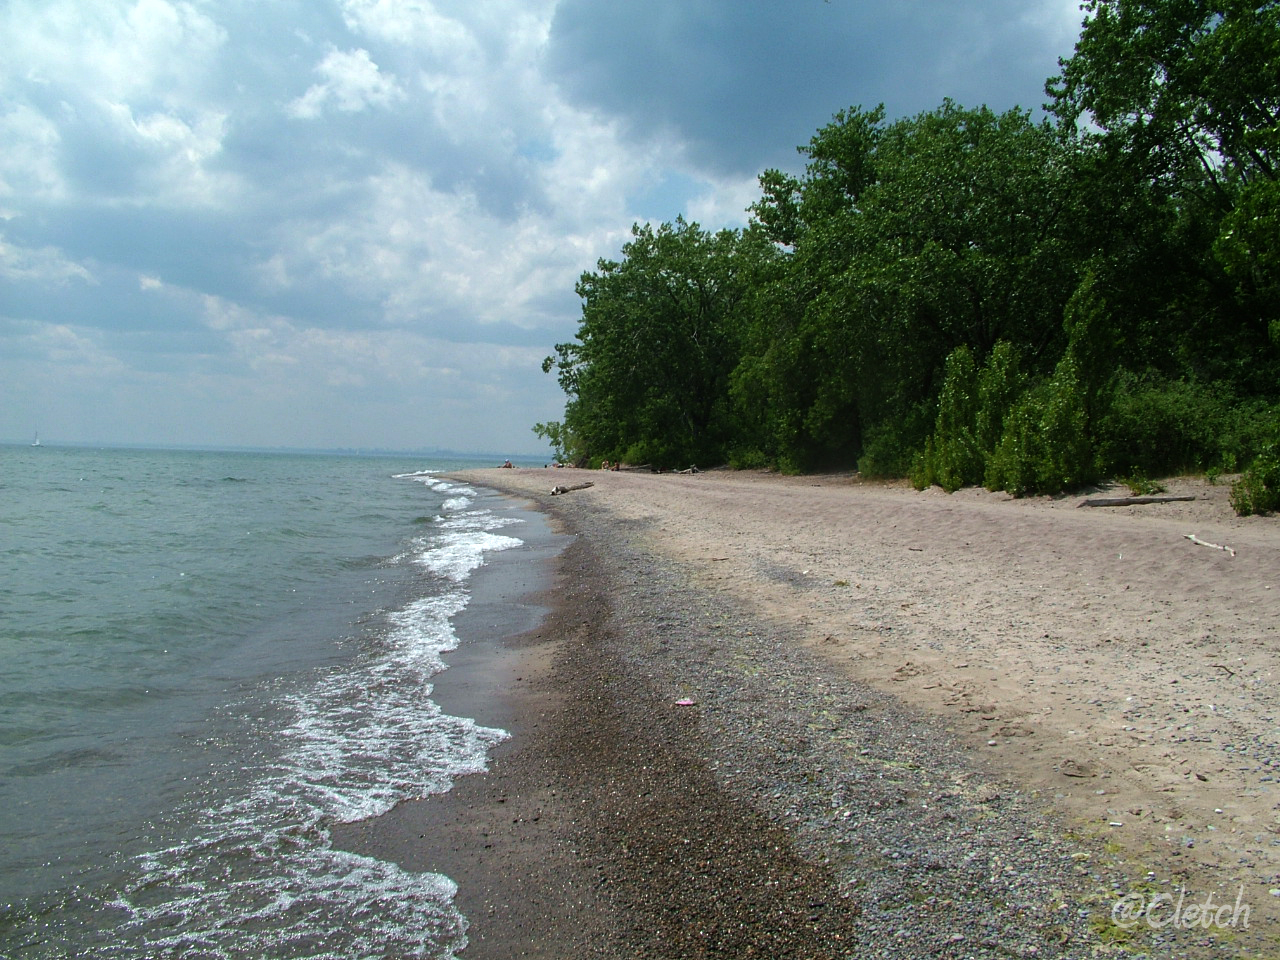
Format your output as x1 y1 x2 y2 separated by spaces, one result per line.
1184 533 1236 557
1078 495 1197 508
550 481 594 496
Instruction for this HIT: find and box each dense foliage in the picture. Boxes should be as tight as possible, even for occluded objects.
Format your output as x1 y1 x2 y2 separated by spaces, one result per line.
539 0 1280 511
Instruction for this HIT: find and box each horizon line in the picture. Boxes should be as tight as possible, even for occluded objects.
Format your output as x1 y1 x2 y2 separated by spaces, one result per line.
2 439 555 461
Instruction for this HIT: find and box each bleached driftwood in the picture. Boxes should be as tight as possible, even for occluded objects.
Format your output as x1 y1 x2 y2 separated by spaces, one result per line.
551 481 594 496
1078 495 1197 508
1184 533 1236 557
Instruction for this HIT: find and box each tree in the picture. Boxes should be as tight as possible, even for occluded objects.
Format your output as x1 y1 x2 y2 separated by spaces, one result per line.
531 420 578 464
544 219 771 469
1048 0 1280 384
1215 177 1280 340
739 101 1076 472
1048 0 1279 192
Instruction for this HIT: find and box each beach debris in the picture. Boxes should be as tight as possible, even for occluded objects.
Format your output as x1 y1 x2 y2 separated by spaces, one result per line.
1058 758 1096 778
550 481 595 495
1078 495 1197 507
1184 533 1236 557
675 697 697 706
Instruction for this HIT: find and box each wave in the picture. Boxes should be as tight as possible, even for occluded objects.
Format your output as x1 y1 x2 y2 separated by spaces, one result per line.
3 472 528 959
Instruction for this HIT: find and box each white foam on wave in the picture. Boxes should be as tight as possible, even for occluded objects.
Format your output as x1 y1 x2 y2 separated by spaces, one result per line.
416 528 522 583
414 480 524 581
119 839 468 959
399 474 480 514
106 480 530 958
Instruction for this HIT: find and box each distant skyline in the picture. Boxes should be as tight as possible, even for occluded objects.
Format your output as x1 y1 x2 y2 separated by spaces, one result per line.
2 0 1085 454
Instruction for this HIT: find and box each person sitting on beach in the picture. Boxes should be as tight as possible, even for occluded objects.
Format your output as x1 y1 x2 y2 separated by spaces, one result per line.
601 459 610 470
502 459 513 468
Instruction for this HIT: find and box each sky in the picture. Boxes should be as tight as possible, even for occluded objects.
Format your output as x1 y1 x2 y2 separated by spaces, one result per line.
1 0 1086 455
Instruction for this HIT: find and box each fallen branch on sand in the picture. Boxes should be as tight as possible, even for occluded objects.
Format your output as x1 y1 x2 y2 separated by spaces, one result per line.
1184 533 1236 557
1078 495 1197 508
551 481 594 496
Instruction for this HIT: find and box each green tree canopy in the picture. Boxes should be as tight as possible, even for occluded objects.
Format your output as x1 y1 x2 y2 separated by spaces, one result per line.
545 218 773 469
1048 0 1279 190
734 101 1076 471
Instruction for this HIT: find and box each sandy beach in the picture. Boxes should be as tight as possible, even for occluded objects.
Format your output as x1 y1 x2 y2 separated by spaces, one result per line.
335 467 1278 957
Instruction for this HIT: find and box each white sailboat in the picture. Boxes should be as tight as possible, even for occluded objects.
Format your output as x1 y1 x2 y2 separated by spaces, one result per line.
31 431 41 447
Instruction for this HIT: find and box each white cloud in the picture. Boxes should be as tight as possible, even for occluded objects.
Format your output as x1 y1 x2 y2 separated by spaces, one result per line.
104 100 234 206
4 0 225 103
1 0 235 207
0 237 95 285
192 283 539 391
339 0 484 63
274 0 699 340
258 154 636 334
287 48 405 119
8 319 123 375
0 103 66 203
686 173 761 230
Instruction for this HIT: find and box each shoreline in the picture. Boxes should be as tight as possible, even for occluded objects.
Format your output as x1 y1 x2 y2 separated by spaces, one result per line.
337 467 1278 957
334 522 876 957
427 489 568 736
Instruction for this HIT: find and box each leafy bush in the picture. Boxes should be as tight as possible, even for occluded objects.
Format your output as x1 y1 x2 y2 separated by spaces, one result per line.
1098 376 1280 478
911 346 982 491
1121 471 1165 496
1221 400 1280 473
727 446 773 471
859 403 933 478
985 356 1096 496
1231 447 1280 515
1230 412 1280 516
975 341 1026 453
1098 375 1232 476
912 341 1028 492
860 425 916 478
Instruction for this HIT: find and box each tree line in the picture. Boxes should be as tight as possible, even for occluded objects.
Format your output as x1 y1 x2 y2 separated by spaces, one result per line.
537 0 1280 513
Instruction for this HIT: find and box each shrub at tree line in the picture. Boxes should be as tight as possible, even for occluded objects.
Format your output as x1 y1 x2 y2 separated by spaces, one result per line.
537 0 1280 516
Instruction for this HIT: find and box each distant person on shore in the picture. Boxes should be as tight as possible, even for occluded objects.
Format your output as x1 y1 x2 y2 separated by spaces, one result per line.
502 459 513 468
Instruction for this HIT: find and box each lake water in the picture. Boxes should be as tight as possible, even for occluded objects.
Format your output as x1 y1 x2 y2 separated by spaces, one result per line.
0 445 548 958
